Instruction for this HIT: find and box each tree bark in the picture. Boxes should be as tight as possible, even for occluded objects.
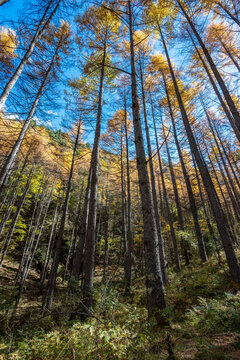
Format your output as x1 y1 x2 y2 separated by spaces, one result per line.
140 58 169 280
162 72 207 262
70 169 92 283
127 0 166 314
123 91 134 293
82 37 106 312
163 125 190 265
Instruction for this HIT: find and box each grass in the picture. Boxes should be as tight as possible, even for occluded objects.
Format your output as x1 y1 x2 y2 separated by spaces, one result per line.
0 254 240 359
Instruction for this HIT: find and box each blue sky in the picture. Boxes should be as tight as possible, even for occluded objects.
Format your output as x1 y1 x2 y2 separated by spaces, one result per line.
1 0 237 154
0 0 25 20
0 0 78 131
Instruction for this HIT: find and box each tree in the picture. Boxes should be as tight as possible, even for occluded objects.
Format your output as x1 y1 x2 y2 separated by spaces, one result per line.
0 22 71 191
126 0 166 314
0 0 62 110
74 3 122 312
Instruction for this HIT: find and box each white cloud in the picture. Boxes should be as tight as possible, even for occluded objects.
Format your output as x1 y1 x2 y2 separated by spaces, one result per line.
45 110 58 116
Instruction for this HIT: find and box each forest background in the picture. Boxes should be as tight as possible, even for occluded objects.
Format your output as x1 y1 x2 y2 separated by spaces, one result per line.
0 0 240 359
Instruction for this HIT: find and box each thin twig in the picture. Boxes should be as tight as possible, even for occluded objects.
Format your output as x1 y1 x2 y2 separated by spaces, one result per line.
146 127 171 163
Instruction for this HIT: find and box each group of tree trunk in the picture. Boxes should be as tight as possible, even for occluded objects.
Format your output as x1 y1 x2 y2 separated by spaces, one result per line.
0 0 239 323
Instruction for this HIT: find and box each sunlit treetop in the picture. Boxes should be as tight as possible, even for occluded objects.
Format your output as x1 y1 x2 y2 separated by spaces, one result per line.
0 26 18 75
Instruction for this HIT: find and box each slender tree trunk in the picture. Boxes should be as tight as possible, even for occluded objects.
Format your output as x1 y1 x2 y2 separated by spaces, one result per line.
70 169 92 283
128 0 166 314
82 36 107 312
160 26 240 283
139 58 169 280
41 187 65 288
162 73 207 262
163 125 190 265
158 149 181 271
10 180 56 323
40 191 61 287
63 226 75 283
123 91 134 293
204 140 236 233
67 182 84 278
121 126 127 256
102 187 110 283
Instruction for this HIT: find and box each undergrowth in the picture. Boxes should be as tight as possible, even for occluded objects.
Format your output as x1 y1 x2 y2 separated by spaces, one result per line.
0 254 240 359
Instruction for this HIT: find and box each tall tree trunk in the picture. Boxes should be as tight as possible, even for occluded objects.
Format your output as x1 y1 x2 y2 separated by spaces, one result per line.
123 91 134 293
121 131 127 255
41 186 65 288
163 125 190 265
139 57 169 281
102 186 110 283
158 147 181 271
193 157 219 250
82 37 107 312
67 181 84 279
127 0 166 314
162 73 207 262
209 138 240 222
160 25 240 283
70 169 92 283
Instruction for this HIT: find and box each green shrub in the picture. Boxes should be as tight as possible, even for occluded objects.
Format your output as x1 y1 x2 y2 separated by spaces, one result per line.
186 293 240 333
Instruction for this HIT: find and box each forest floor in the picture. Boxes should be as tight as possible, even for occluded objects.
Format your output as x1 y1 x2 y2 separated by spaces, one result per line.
0 254 240 359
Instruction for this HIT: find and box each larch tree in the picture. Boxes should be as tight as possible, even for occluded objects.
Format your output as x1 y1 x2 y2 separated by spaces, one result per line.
0 22 71 191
